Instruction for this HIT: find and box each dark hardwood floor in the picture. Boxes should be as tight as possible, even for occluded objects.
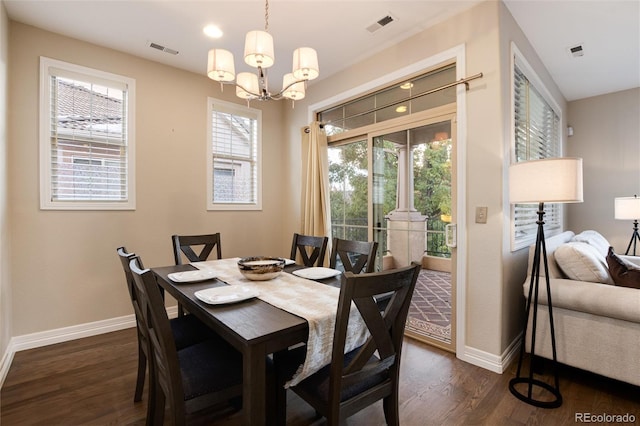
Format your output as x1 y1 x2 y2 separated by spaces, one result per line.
2 327 639 425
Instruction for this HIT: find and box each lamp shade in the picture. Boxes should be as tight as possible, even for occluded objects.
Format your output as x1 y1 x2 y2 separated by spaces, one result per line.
244 30 275 68
281 73 305 100
207 49 235 82
509 157 583 204
614 196 640 220
236 72 260 99
292 47 319 81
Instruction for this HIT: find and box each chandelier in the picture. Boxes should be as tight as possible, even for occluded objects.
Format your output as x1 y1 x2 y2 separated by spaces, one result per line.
206 0 319 102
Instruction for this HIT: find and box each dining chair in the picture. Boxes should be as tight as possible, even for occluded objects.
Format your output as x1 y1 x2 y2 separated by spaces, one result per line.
329 238 378 274
172 233 222 265
290 233 329 267
116 247 220 404
129 255 244 426
171 233 222 316
279 262 422 425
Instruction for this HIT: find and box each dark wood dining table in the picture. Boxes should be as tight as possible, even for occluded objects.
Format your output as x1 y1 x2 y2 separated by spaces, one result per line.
151 262 341 426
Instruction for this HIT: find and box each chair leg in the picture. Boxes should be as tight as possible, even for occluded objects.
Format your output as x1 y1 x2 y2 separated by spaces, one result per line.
152 386 165 426
327 410 340 426
383 392 400 426
170 396 186 426
272 350 287 426
177 303 185 317
134 343 146 402
146 366 157 426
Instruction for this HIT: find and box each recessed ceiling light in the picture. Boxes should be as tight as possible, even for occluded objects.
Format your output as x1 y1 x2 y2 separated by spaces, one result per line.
396 105 408 113
400 82 413 90
203 24 223 39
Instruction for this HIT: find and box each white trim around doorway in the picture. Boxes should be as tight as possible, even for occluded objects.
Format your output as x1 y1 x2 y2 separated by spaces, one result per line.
307 44 481 370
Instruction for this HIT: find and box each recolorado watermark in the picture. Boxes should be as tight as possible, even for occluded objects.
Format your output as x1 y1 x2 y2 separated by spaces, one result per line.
575 412 636 423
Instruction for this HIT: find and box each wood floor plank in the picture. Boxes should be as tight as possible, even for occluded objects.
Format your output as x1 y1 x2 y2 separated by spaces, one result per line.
1 328 639 425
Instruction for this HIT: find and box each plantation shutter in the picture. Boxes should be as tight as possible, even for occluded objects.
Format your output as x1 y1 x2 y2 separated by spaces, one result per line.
513 64 561 248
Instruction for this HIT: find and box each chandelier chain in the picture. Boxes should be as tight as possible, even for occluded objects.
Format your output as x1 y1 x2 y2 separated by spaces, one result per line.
264 0 269 32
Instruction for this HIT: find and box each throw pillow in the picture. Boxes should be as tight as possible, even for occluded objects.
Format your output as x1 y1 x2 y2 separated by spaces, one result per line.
571 230 611 258
606 247 640 289
554 242 613 284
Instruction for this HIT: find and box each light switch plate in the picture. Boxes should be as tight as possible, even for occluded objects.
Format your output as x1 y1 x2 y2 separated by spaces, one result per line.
475 206 488 224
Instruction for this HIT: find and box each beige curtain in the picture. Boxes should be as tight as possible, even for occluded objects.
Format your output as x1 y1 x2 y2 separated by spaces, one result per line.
301 122 331 241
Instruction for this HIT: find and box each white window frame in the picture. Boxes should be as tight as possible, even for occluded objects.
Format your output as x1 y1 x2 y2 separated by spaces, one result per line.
207 98 262 211
39 57 136 210
510 43 563 251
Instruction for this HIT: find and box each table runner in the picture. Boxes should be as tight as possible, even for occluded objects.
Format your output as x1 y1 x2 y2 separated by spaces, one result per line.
192 258 369 387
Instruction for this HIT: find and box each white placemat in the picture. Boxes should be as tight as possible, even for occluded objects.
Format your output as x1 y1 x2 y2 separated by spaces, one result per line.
192 258 369 387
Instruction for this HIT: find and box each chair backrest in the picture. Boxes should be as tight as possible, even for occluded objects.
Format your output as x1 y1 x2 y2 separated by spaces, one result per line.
117 246 137 300
172 233 222 265
290 233 329 267
330 238 378 274
117 247 148 338
129 256 186 419
328 263 421 418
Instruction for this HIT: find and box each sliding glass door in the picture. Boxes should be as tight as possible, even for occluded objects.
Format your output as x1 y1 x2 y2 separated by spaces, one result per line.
329 139 369 243
372 119 455 351
328 112 457 352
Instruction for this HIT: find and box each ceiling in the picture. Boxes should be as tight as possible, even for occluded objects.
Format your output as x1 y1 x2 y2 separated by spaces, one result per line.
4 0 639 102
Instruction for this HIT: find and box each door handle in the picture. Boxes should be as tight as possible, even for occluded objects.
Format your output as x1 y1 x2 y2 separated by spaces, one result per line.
445 224 457 248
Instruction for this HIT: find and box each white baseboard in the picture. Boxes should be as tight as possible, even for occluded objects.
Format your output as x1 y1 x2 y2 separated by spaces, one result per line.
0 306 178 388
1 309 520 387
457 333 521 374
0 344 15 391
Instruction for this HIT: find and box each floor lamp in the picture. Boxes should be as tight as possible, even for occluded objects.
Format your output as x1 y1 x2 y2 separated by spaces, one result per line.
614 195 640 256
508 157 583 409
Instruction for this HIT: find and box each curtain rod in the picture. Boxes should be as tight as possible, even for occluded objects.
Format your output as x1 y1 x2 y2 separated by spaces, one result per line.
304 72 483 133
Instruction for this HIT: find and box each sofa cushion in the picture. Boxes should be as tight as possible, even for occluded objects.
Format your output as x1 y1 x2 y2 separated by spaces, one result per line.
524 278 640 324
606 247 640 289
528 231 575 279
554 242 613 284
571 230 610 258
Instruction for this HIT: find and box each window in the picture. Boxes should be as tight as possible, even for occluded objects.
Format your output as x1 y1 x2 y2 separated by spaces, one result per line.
207 98 261 210
511 45 562 250
39 57 135 210
318 65 456 136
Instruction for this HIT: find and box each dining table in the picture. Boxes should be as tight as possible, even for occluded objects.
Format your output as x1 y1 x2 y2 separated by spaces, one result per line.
151 259 345 426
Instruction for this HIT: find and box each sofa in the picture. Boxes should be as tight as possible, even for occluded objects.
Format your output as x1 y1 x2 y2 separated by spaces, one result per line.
521 230 640 386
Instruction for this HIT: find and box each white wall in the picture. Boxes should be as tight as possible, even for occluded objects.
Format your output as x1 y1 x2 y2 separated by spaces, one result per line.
2 0 578 374
7 22 288 336
281 0 563 366
0 0 11 360
497 1 568 352
567 88 640 251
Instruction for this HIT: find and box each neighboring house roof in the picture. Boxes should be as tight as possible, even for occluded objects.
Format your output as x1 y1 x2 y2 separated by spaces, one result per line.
55 79 123 134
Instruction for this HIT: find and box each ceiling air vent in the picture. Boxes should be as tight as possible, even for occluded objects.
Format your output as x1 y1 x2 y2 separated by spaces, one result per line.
148 41 179 55
567 44 584 58
366 14 396 33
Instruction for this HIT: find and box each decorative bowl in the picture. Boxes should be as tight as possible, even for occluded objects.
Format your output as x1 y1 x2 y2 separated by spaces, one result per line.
237 256 286 281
